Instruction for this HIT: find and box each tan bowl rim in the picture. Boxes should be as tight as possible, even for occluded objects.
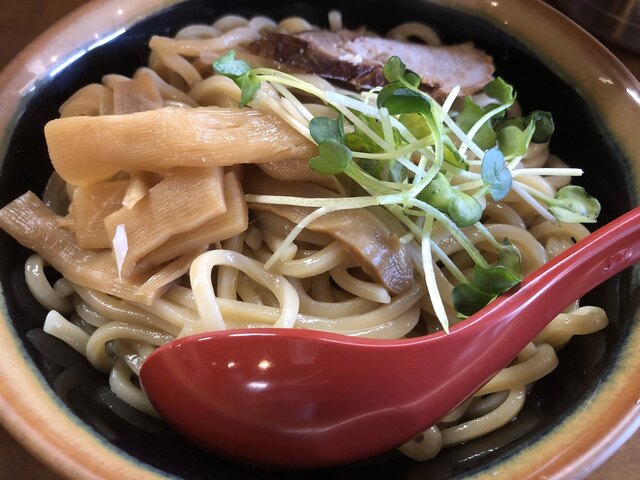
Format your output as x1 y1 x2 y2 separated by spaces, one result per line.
0 0 639 479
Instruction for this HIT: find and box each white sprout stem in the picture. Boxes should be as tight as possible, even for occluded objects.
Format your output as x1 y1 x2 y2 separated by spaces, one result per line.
441 85 460 114
325 90 422 145
407 197 490 268
434 105 485 159
255 91 313 142
362 86 382 105
458 101 513 157
325 90 380 116
347 164 411 194
473 222 502 250
430 240 468 284
386 204 423 238
511 167 583 177
264 205 342 269
324 89 443 171
394 155 424 177
511 181 556 222
505 152 532 171
379 107 395 146
413 154 430 186
280 98 310 126
421 216 450 333
254 71 325 98
351 135 432 161
507 155 523 170
332 102 394 151
270 81 315 122
245 193 381 209
412 114 440 186
456 179 484 192
441 164 480 180
407 113 444 195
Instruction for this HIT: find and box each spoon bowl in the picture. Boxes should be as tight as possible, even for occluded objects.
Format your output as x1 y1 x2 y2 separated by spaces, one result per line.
140 209 640 468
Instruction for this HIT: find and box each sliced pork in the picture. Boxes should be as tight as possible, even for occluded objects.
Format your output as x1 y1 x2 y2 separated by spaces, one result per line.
250 30 494 99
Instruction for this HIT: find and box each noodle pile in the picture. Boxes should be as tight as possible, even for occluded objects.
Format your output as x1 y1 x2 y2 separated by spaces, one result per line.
1 11 609 462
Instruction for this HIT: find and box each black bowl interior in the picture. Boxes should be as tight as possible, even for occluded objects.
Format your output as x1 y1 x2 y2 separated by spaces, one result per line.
0 0 638 479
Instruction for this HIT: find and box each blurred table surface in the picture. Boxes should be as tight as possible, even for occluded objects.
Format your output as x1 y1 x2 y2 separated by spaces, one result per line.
0 1 639 479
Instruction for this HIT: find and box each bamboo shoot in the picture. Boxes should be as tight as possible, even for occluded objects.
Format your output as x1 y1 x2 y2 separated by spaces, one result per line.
143 171 247 266
45 106 317 186
69 180 129 249
113 72 164 114
104 167 226 278
0 192 166 305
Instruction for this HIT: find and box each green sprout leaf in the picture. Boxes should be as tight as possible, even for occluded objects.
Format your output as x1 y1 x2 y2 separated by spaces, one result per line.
377 85 431 116
496 124 532 158
481 147 512 201
526 111 554 143
403 69 421 88
356 158 408 182
443 136 469 170
354 158 383 178
484 77 515 105
213 50 260 107
387 159 408 182
448 191 483 227
238 74 261 108
346 133 382 154
213 50 251 77
548 185 601 223
417 174 480 227
399 113 432 140
308 139 352 175
383 56 407 83
452 238 522 316
452 283 495 317
346 113 402 155
382 56 420 87
417 172 456 211
472 264 521 296
498 239 522 278
495 110 555 145
471 239 522 297
456 97 496 149
309 115 345 145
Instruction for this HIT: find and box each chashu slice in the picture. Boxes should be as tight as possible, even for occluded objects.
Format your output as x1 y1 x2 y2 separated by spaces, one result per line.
250 29 494 99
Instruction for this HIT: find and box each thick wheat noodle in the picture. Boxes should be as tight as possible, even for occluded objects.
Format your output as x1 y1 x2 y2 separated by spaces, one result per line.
110 360 159 417
216 234 245 299
262 242 351 278
441 387 527 446
474 344 559 396
387 22 442 46
329 268 392 303
24 255 73 313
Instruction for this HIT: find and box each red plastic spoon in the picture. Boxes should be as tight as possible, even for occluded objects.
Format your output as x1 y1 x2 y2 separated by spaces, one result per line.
140 207 640 468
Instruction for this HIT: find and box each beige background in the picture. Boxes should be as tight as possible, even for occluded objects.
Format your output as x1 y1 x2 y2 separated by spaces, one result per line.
0 1 638 479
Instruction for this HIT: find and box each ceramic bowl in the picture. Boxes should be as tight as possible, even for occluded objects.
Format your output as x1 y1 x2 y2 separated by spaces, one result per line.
0 0 639 478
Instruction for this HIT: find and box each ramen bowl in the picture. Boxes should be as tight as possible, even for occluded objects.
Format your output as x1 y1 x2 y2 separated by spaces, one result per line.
0 0 639 478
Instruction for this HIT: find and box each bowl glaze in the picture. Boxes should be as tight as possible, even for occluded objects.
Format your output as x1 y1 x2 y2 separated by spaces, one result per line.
0 1 639 479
